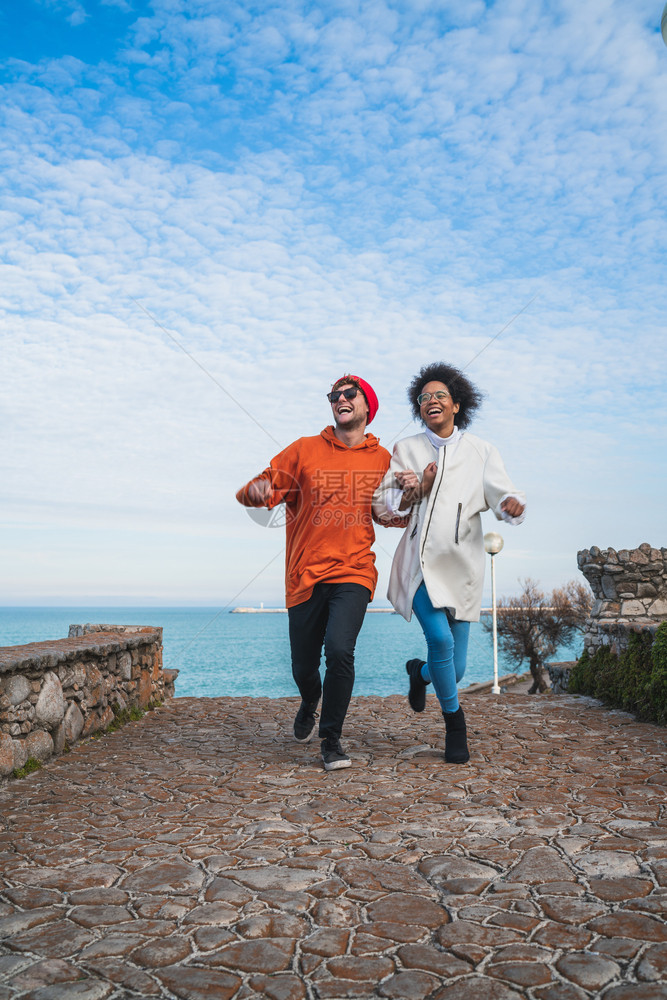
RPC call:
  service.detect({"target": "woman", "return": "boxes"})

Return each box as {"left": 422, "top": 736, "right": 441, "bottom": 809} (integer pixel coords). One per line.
{"left": 373, "top": 362, "right": 525, "bottom": 763}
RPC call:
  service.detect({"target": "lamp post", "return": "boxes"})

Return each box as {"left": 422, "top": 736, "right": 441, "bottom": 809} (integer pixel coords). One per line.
{"left": 484, "top": 532, "right": 504, "bottom": 695}
{"left": 662, "top": 3, "right": 667, "bottom": 46}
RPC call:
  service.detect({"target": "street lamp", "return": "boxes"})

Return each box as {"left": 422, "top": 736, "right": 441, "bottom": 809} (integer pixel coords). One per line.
{"left": 662, "top": 3, "right": 667, "bottom": 46}
{"left": 484, "top": 532, "right": 504, "bottom": 695}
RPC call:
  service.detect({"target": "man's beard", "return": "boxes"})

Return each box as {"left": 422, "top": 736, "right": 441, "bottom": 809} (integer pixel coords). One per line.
{"left": 335, "top": 412, "right": 366, "bottom": 431}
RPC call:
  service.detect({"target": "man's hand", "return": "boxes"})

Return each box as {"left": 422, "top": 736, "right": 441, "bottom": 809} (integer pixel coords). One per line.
{"left": 501, "top": 497, "right": 525, "bottom": 518}
{"left": 237, "top": 478, "right": 273, "bottom": 506}
{"left": 397, "top": 461, "right": 438, "bottom": 510}
{"left": 395, "top": 469, "right": 420, "bottom": 490}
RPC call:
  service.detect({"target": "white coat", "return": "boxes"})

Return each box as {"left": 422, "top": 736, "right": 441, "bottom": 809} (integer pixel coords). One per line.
{"left": 372, "top": 431, "right": 525, "bottom": 623}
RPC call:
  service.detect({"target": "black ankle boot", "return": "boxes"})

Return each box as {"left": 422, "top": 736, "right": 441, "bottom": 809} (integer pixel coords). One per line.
{"left": 442, "top": 706, "right": 470, "bottom": 763}
{"left": 405, "top": 659, "right": 428, "bottom": 713}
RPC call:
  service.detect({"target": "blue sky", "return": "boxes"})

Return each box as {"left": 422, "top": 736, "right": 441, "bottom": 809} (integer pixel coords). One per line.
{"left": 1, "top": 0, "right": 666, "bottom": 606}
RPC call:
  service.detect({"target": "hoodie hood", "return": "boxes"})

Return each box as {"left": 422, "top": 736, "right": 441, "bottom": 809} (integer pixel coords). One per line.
{"left": 321, "top": 425, "right": 381, "bottom": 451}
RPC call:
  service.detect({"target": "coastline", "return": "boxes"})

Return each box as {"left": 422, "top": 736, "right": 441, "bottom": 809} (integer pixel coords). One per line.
{"left": 230, "top": 606, "right": 397, "bottom": 613}
{"left": 231, "top": 606, "right": 497, "bottom": 614}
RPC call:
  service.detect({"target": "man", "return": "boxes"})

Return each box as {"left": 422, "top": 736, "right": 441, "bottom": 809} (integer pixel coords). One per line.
{"left": 236, "top": 375, "right": 391, "bottom": 771}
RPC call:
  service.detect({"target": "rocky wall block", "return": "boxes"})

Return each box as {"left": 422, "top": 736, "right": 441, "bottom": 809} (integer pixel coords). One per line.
{"left": 99, "top": 705, "right": 114, "bottom": 729}
{"left": 0, "top": 733, "right": 14, "bottom": 777}
{"left": 138, "top": 669, "right": 153, "bottom": 707}
{"left": 59, "top": 661, "right": 87, "bottom": 691}
{"left": 118, "top": 650, "right": 132, "bottom": 680}
{"left": 52, "top": 721, "right": 66, "bottom": 755}
{"left": 164, "top": 669, "right": 179, "bottom": 698}
{"left": 26, "top": 729, "right": 54, "bottom": 763}
{"left": 581, "top": 620, "right": 658, "bottom": 657}
{"left": 114, "top": 690, "right": 128, "bottom": 712}
{"left": 3, "top": 674, "right": 31, "bottom": 705}
{"left": 546, "top": 662, "right": 576, "bottom": 694}
{"left": 12, "top": 737, "right": 28, "bottom": 771}
{"left": 0, "top": 626, "right": 168, "bottom": 779}
{"left": 64, "top": 701, "right": 85, "bottom": 743}
{"left": 578, "top": 544, "right": 666, "bottom": 659}
{"left": 34, "top": 671, "right": 65, "bottom": 728}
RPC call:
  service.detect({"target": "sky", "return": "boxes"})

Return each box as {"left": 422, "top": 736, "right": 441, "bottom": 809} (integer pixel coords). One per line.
{"left": 1, "top": 0, "right": 666, "bottom": 608}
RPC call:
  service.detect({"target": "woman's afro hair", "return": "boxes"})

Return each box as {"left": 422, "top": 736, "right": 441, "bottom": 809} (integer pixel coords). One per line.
{"left": 407, "top": 362, "right": 483, "bottom": 429}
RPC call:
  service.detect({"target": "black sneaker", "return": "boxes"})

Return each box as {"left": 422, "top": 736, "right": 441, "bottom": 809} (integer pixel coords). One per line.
{"left": 406, "top": 658, "right": 428, "bottom": 713}
{"left": 320, "top": 737, "right": 351, "bottom": 771}
{"left": 293, "top": 701, "right": 318, "bottom": 743}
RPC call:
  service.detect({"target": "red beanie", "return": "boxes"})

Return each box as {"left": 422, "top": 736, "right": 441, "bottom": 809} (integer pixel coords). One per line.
{"left": 332, "top": 374, "right": 379, "bottom": 424}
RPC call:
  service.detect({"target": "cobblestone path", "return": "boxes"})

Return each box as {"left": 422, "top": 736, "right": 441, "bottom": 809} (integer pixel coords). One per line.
{"left": 1, "top": 692, "right": 666, "bottom": 1000}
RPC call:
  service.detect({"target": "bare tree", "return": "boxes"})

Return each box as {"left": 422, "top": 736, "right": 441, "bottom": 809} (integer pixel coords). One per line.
{"left": 484, "top": 578, "right": 592, "bottom": 694}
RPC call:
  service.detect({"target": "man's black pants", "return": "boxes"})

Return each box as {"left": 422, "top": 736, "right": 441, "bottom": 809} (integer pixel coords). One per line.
{"left": 288, "top": 582, "right": 371, "bottom": 742}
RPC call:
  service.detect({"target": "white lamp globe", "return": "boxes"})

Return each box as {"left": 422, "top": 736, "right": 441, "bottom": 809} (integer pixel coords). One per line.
{"left": 484, "top": 532, "right": 505, "bottom": 555}
{"left": 662, "top": 3, "right": 667, "bottom": 46}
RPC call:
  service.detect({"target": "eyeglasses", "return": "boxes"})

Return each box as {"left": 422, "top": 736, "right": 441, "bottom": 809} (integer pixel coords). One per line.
{"left": 328, "top": 387, "right": 359, "bottom": 403}
{"left": 418, "top": 390, "right": 451, "bottom": 405}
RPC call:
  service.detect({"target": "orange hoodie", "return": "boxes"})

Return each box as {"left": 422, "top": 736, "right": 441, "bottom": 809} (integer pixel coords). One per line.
{"left": 239, "top": 426, "right": 391, "bottom": 608}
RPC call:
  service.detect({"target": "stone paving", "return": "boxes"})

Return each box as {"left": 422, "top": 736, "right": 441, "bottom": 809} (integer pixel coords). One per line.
{"left": 0, "top": 691, "right": 666, "bottom": 1000}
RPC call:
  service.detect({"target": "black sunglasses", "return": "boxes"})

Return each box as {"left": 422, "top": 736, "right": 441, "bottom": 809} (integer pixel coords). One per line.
{"left": 327, "top": 387, "right": 359, "bottom": 403}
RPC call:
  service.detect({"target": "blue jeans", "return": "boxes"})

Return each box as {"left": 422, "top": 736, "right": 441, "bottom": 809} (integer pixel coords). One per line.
{"left": 412, "top": 582, "right": 470, "bottom": 714}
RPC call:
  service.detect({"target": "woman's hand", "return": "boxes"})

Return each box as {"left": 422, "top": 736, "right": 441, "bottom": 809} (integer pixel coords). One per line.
{"left": 397, "top": 461, "right": 438, "bottom": 510}
{"left": 501, "top": 497, "right": 525, "bottom": 518}
{"left": 421, "top": 462, "right": 437, "bottom": 495}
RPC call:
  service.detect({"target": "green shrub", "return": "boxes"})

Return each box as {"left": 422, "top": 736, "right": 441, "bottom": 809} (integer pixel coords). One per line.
{"left": 568, "top": 648, "right": 592, "bottom": 693}
{"left": 570, "top": 628, "right": 666, "bottom": 725}
{"left": 647, "top": 622, "right": 667, "bottom": 726}
{"left": 12, "top": 757, "right": 43, "bottom": 780}
{"left": 628, "top": 631, "right": 653, "bottom": 709}
{"left": 105, "top": 704, "right": 146, "bottom": 733}
{"left": 569, "top": 645, "right": 617, "bottom": 698}
{"left": 103, "top": 699, "right": 162, "bottom": 736}
{"left": 600, "top": 631, "right": 652, "bottom": 714}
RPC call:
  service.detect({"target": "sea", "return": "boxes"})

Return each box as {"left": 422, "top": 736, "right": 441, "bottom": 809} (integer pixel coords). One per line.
{"left": 0, "top": 607, "right": 582, "bottom": 699}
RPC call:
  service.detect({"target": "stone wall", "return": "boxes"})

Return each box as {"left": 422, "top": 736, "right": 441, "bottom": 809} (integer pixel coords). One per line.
{"left": 0, "top": 626, "right": 177, "bottom": 778}
{"left": 577, "top": 542, "right": 667, "bottom": 656}
{"left": 546, "top": 662, "right": 577, "bottom": 694}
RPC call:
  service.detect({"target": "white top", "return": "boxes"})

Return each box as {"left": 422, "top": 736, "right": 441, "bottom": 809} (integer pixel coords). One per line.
{"left": 425, "top": 425, "right": 461, "bottom": 450}
{"left": 373, "top": 430, "right": 526, "bottom": 622}
{"left": 385, "top": 428, "right": 525, "bottom": 525}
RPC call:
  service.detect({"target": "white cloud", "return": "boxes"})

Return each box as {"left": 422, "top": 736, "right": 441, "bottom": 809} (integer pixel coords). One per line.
{"left": 35, "top": 0, "right": 88, "bottom": 27}
{"left": 0, "top": 0, "right": 666, "bottom": 602}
